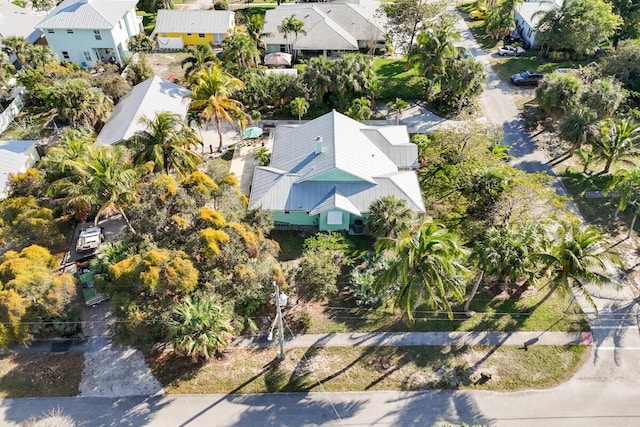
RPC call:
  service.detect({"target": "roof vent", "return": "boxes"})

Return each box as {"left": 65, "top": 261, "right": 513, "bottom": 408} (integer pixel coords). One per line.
{"left": 314, "top": 136, "right": 324, "bottom": 154}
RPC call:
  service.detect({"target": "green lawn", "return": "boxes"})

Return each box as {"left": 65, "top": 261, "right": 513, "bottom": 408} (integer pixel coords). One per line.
{"left": 492, "top": 53, "right": 589, "bottom": 84}
{"left": 373, "top": 58, "right": 425, "bottom": 102}
{"left": 136, "top": 10, "right": 156, "bottom": 35}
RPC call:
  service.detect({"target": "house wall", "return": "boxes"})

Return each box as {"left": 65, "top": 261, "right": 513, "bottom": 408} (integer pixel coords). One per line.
{"left": 318, "top": 211, "right": 350, "bottom": 232}
{"left": 515, "top": 14, "right": 538, "bottom": 48}
{"left": 273, "top": 211, "right": 317, "bottom": 226}
{"left": 41, "top": 9, "right": 140, "bottom": 67}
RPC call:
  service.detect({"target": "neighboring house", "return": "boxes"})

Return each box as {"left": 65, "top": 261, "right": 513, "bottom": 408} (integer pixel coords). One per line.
{"left": 36, "top": 0, "right": 143, "bottom": 67}
{"left": 0, "top": 140, "right": 40, "bottom": 199}
{"left": 262, "top": 0, "right": 386, "bottom": 56}
{"left": 152, "top": 10, "right": 234, "bottom": 50}
{"left": 514, "top": 0, "right": 562, "bottom": 49}
{"left": 0, "top": 2, "right": 45, "bottom": 48}
{"left": 96, "top": 75, "right": 191, "bottom": 145}
{"left": 248, "top": 110, "right": 425, "bottom": 232}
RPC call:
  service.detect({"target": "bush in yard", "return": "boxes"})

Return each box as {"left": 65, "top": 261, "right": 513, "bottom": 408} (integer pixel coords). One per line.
{"left": 296, "top": 249, "right": 341, "bottom": 300}
{"left": 536, "top": 73, "right": 583, "bottom": 119}
{"left": 348, "top": 251, "right": 394, "bottom": 307}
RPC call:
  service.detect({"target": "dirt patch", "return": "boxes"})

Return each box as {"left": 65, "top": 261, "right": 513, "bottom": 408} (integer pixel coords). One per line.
{"left": 0, "top": 353, "right": 84, "bottom": 397}
{"left": 146, "top": 52, "right": 189, "bottom": 82}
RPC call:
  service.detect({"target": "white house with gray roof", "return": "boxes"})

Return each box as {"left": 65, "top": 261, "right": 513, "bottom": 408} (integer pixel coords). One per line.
{"left": 96, "top": 76, "right": 191, "bottom": 145}
{"left": 248, "top": 110, "right": 425, "bottom": 232}
{"left": 262, "top": 0, "right": 386, "bottom": 56}
{"left": 36, "top": 0, "right": 142, "bottom": 67}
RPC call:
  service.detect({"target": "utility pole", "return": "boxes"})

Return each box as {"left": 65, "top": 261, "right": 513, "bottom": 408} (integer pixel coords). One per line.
{"left": 273, "top": 281, "right": 286, "bottom": 360}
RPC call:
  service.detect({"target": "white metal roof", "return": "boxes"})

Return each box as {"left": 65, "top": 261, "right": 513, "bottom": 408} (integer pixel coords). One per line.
{"left": 153, "top": 10, "right": 234, "bottom": 35}
{"left": 248, "top": 110, "right": 425, "bottom": 214}
{"left": 263, "top": 5, "right": 358, "bottom": 50}
{"left": 0, "top": 140, "right": 39, "bottom": 199}
{"left": 0, "top": 3, "right": 44, "bottom": 43}
{"left": 313, "top": 1, "right": 385, "bottom": 42}
{"left": 96, "top": 76, "right": 191, "bottom": 145}
{"left": 37, "top": 0, "right": 137, "bottom": 30}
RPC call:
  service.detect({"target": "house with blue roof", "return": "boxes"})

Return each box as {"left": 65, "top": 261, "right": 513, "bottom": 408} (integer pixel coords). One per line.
{"left": 248, "top": 110, "right": 425, "bottom": 232}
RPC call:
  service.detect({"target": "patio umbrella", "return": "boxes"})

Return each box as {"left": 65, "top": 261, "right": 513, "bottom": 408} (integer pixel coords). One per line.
{"left": 243, "top": 126, "right": 264, "bottom": 139}
{"left": 264, "top": 52, "right": 292, "bottom": 67}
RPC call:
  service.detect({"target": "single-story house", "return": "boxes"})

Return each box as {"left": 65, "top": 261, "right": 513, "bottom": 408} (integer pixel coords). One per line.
{"left": 514, "top": 0, "right": 562, "bottom": 49}
{"left": 0, "top": 140, "right": 40, "bottom": 199}
{"left": 262, "top": 0, "right": 386, "bottom": 56}
{"left": 152, "top": 10, "right": 234, "bottom": 50}
{"left": 96, "top": 75, "right": 191, "bottom": 145}
{"left": 248, "top": 110, "right": 425, "bottom": 232}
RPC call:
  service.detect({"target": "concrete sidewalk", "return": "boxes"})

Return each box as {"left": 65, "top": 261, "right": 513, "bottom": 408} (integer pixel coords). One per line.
{"left": 229, "top": 331, "right": 593, "bottom": 349}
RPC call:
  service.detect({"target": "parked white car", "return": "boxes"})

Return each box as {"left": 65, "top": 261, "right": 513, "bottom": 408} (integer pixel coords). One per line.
{"left": 76, "top": 227, "right": 104, "bottom": 252}
{"left": 498, "top": 45, "right": 526, "bottom": 56}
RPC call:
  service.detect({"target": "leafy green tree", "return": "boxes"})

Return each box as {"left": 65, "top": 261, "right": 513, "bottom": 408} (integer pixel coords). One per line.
{"left": 386, "top": 98, "right": 408, "bottom": 125}
{"left": 366, "top": 196, "right": 414, "bottom": 238}
{"left": 130, "top": 112, "right": 202, "bottom": 176}
{"left": 611, "top": 0, "right": 640, "bottom": 40}
{"left": 0, "top": 197, "right": 64, "bottom": 251}
{"left": 535, "top": 0, "right": 623, "bottom": 57}
{"left": 346, "top": 97, "right": 372, "bottom": 122}
{"left": 375, "top": 220, "right": 468, "bottom": 320}
{"left": 559, "top": 107, "right": 598, "bottom": 154}
{"left": 189, "top": 65, "right": 246, "bottom": 153}
{"left": 181, "top": 44, "right": 218, "bottom": 79}
{"left": 580, "top": 77, "right": 627, "bottom": 119}
{"left": 593, "top": 117, "right": 640, "bottom": 173}
{"left": 602, "top": 39, "right": 640, "bottom": 94}
{"left": 125, "top": 55, "right": 154, "bottom": 85}
{"left": 97, "top": 74, "right": 132, "bottom": 103}
{"left": 382, "top": 0, "right": 451, "bottom": 53}
{"left": 128, "top": 34, "right": 155, "bottom": 53}
{"left": 435, "top": 57, "right": 486, "bottom": 115}
{"left": 485, "top": 1, "right": 521, "bottom": 40}
{"left": 535, "top": 73, "right": 583, "bottom": 118}
{"left": 407, "top": 24, "right": 460, "bottom": 80}
{"left": 168, "top": 295, "right": 234, "bottom": 361}
{"left": 607, "top": 166, "right": 640, "bottom": 235}
{"left": 290, "top": 97, "right": 309, "bottom": 123}
{"left": 296, "top": 247, "right": 342, "bottom": 300}
{"left": 534, "top": 221, "right": 619, "bottom": 312}
{"left": 1, "top": 36, "right": 29, "bottom": 66}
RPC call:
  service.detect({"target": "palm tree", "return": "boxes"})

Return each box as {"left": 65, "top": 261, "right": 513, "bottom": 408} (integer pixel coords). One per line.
{"left": 290, "top": 97, "right": 309, "bottom": 124}
{"left": 40, "top": 127, "right": 95, "bottom": 179}
{"left": 375, "top": 220, "right": 468, "bottom": 320}
{"left": 246, "top": 14, "right": 268, "bottom": 49}
{"left": 52, "top": 78, "right": 113, "bottom": 128}
{"left": 188, "top": 64, "right": 247, "bottom": 153}
{"left": 607, "top": 166, "right": 640, "bottom": 236}
{"left": 22, "top": 45, "right": 57, "bottom": 69}
{"left": 278, "top": 15, "right": 305, "bottom": 57}
{"left": 168, "top": 295, "right": 234, "bottom": 361}
{"left": 407, "top": 24, "right": 460, "bottom": 79}
{"left": 559, "top": 107, "right": 598, "bottom": 155}
{"left": 222, "top": 32, "right": 260, "bottom": 70}
{"left": 253, "top": 146, "right": 270, "bottom": 166}
{"left": 129, "top": 112, "right": 202, "bottom": 176}
{"left": 593, "top": 117, "right": 640, "bottom": 174}
{"left": 386, "top": 98, "right": 408, "bottom": 125}
{"left": 303, "top": 56, "right": 333, "bottom": 101}
{"left": 48, "top": 146, "right": 139, "bottom": 233}
{"left": 366, "top": 196, "right": 414, "bottom": 238}
{"left": 1, "top": 36, "right": 29, "bottom": 65}
{"left": 346, "top": 97, "right": 372, "bottom": 122}
{"left": 534, "top": 221, "right": 620, "bottom": 313}
{"left": 181, "top": 44, "right": 218, "bottom": 79}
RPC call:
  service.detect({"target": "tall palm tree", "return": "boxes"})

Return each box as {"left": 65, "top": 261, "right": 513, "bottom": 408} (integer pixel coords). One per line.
{"left": 593, "top": 117, "right": 640, "bottom": 174}
{"left": 188, "top": 65, "right": 247, "bottom": 153}
{"left": 375, "top": 220, "right": 468, "bottom": 320}
{"left": 303, "top": 56, "right": 333, "bottom": 101}
{"left": 290, "top": 97, "right": 309, "bottom": 123}
{"left": 246, "top": 14, "right": 268, "bottom": 49}
{"left": 222, "top": 32, "right": 260, "bottom": 71}
{"left": 278, "top": 15, "right": 305, "bottom": 57}
{"left": 129, "top": 112, "right": 202, "bottom": 176}
{"left": 559, "top": 107, "right": 598, "bottom": 155}
{"left": 1, "top": 36, "right": 29, "bottom": 65}
{"left": 366, "top": 196, "right": 414, "bottom": 238}
{"left": 346, "top": 97, "right": 372, "bottom": 122}
{"left": 168, "top": 295, "right": 234, "bottom": 361}
{"left": 22, "top": 45, "right": 57, "bottom": 69}
{"left": 534, "top": 221, "right": 620, "bottom": 313}
{"left": 48, "top": 145, "right": 139, "bottom": 233}
{"left": 40, "top": 127, "right": 95, "bottom": 179}
{"left": 407, "top": 24, "right": 460, "bottom": 79}
{"left": 386, "top": 98, "right": 408, "bottom": 126}
{"left": 181, "top": 44, "right": 218, "bottom": 79}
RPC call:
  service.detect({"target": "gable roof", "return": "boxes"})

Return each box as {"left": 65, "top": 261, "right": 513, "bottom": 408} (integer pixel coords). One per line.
{"left": 0, "top": 3, "right": 44, "bottom": 43}
{"left": 263, "top": 5, "right": 359, "bottom": 50}
{"left": 313, "top": 1, "right": 385, "bottom": 41}
{"left": 37, "top": 0, "right": 137, "bottom": 30}
{"left": 0, "top": 140, "right": 39, "bottom": 198}
{"left": 153, "top": 10, "right": 234, "bottom": 35}
{"left": 249, "top": 111, "right": 425, "bottom": 214}
{"left": 96, "top": 76, "right": 191, "bottom": 145}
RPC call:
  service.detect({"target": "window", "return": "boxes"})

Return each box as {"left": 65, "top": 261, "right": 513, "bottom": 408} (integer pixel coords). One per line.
{"left": 327, "top": 211, "right": 343, "bottom": 225}
{"left": 93, "top": 30, "right": 102, "bottom": 40}
{"left": 119, "top": 21, "right": 123, "bottom": 29}
{"left": 83, "top": 51, "right": 91, "bottom": 61}
{"left": 187, "top": 33, "right": 192, "bottom": 36}
{"left": 62, "top": 51, "right": 70, "bottom": 59}
{"left": 47, "top": 29, "right": 54, "bottom": 34}
{"left": 66, "top": 29, "right": 73, "bottom": 34}
{"left": 198, "top": 33, "right": 205, "bottom": 38}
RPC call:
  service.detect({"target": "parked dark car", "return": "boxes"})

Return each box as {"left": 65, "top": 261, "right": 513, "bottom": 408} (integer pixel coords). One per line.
{"left": 510, "top": 70, "right": 544, "bottom": 86}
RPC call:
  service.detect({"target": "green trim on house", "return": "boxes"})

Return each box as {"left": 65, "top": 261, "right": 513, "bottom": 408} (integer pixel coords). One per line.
{"left": 305, "top": 169, "right": 368, "bottom": 182}
{"left": 273, "top": 211, "right": 318, "bottom": 227}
